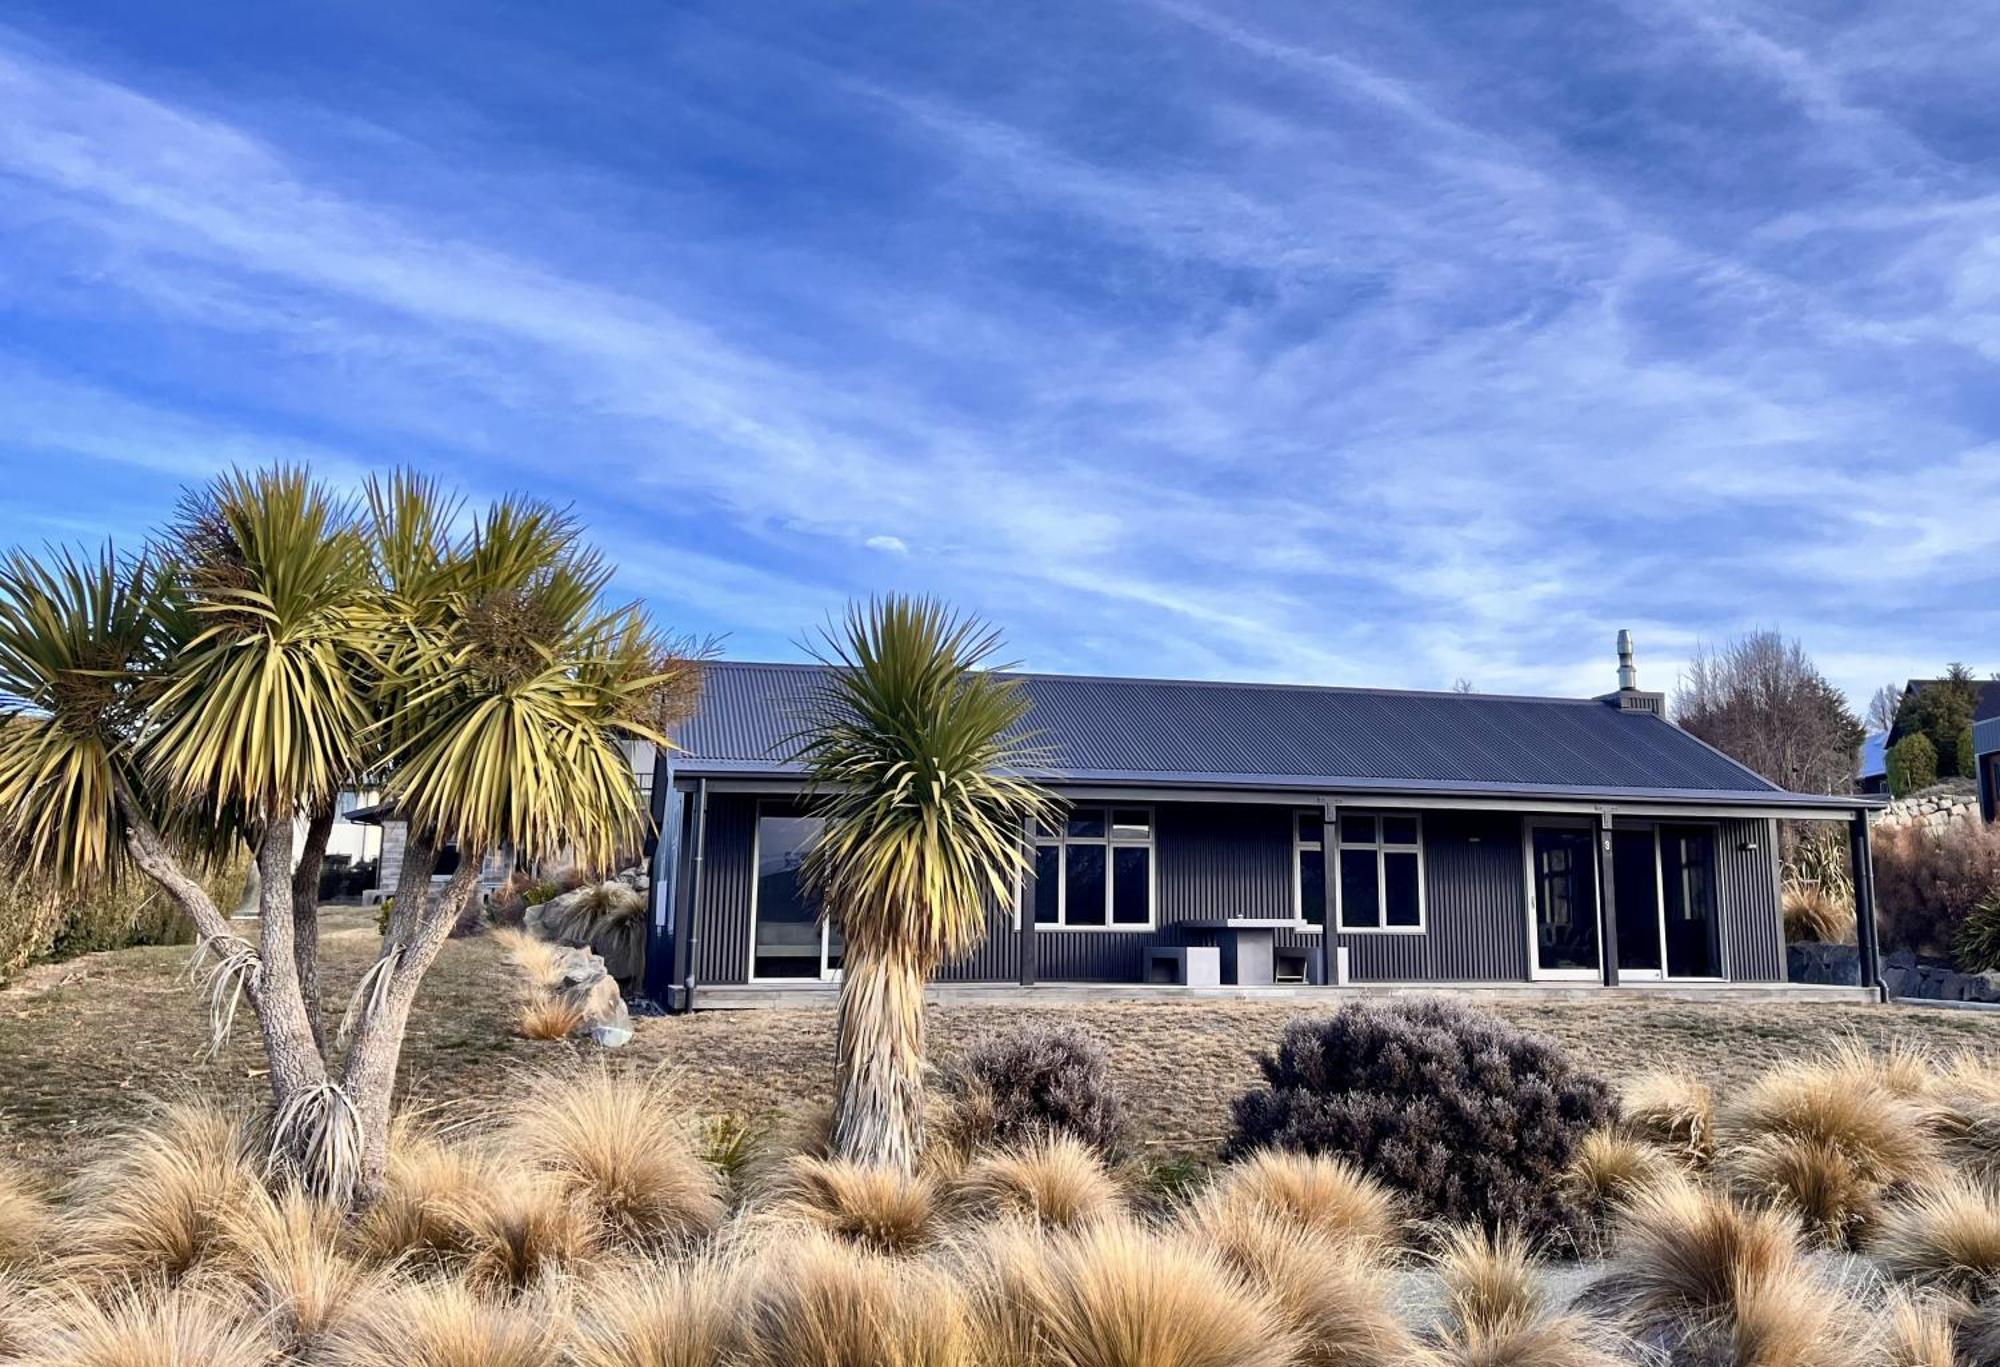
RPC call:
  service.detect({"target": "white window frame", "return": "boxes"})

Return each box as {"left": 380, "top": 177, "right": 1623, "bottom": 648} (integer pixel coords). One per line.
{"left": 1332, "top": 810, "right": 1426, "bottom": 934}
{"left": 746, "top": 800, "right": 842, "bottom": 983}
{"left": 1031, "top": 805, "right": 1156, "bottom": 931}
{"left": 1292, "top": 809, "right": 1328, "bottom": 932}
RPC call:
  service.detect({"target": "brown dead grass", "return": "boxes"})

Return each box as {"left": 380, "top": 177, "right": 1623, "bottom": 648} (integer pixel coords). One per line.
{"left": 6, "top": 908, "right": 2000, "bottom": 1174}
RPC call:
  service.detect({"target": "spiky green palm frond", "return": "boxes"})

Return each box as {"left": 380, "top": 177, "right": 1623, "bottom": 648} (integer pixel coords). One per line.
{"left": 381, "top": 498, "right": 678, "bottom": 869}
{"left": 144, "top": 468, "right": 377, "bottom": 819}
{"left": 0, "top": 545, "right": 157, "bottom": 886}
{"left": 794, "top": 596, "right": 1057, "bottom": 967}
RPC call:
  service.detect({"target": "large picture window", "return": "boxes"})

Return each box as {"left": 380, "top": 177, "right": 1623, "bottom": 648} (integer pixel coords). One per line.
{"left": 1032, "top": 807, "right": 1153, "bottom": 929}
{"left": 1333, "top": 811, "right": 1424, "bottom": 931}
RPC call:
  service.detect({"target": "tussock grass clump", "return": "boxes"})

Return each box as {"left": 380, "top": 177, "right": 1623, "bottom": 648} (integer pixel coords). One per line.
{"left": 351, "top": 1125, "right": 498, "bottom": 1268}
{"left": 1783, "top": 879, "right": 1852, "bottom": 945}
{"left": 1596, "top": 1177, "right": 1869, "bottom": 1367}
{"left": 60, "top": 1100, "right": 258, "bottom": 1284}
{"left": 570, "top": 1254, "right": 741, "bottom": 1367}
{"left": 1563, "top": 1130, "right": 1673, "bottom": 1246}
{"left": 752, "top": 1155, "right": 938, "bottom": 1255}
{"left": 1186, "top": 1201, "right": 1426, "bottom": 1367}
{"left": 516, "top": 996, "right": 585, "bottom": 1041}
{"left": 1717, "top": 1052, "right": 1939, "bottom": 1247}
{"left": 1873, "top": 1180, "right": 2000, "bottom": 1298}
{"left": 952, "top": 1135, "right": 1123, "bottom": 1232}
{"left": 329, "top": 1278, "right": 563, "bottom": 1367}
{"left": 1195, "top": 1150, "right": 1403, "bottom": 1261}
{"left": 0, "top": 1159, "right": 51, "bottom": 1274}
{"left": 497, "top": 1065, "right": 725, "bottom": 1252}
{"left": 739, "top": 1229, "right": 971, "bottom": 1367}
{"left": 1619, "top": 1071, "right": 1714, "bottom": 1169}
{"left": 208, "top": 1184, "right": 382, "bottom": 1358}
{"left": 448, "top": 1172, "right": 600, "bottom": 1294}
{"left": 1879, "top": 1291, "right": 1958, "bottom": 1367}
{"left": 968, "top": 1218, "right": 1295, "bottom": 1367}
{"left": 23, "top": 1285, "right": 272, "bottom": 1367}
{"left": 490, "top": 927, "right": 567, "bottom": 996}
{"left": 534, "top": 881, "right": 647, "bottom": 981}
{"left": 1432, "top": 1226, "right": 1618, "bottom": 1367}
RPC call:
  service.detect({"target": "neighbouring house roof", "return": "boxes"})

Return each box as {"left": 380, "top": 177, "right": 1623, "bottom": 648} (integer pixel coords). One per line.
{"left": 1859, "top": 732, "right": 1888, "bottom": 782}
{"left": 670, "top": 661, "right": 1874, "bottom": 810}
{"left": 1976, "top": 716, "right": 2000, "bottom": 759}
{"left": 1888, "top": 679, "right": 2000, "bottom": 747}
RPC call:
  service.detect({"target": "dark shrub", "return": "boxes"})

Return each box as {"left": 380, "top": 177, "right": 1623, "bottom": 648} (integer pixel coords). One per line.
{"left": 1224, "top": 998, "right": 1614, "bottom": 1247}
{"left": 1876, "top": 820, "right": 2000, "bottom": 959}
{"left": 937, "top": 1023, "right": 1127, "bottom": 1158}
{"left": 1888, "top": 734, "right": 1939, "bottom": 799}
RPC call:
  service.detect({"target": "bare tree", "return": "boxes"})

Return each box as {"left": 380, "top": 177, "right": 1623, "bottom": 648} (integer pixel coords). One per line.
{"left": 1450, "top": 678, "right": 1476, "bottom": 694}
{"left": 1867, "top": 683, "right": 1904, "bottom": 736}
{"left": 1673, "top": 631, "right": 1865, "bottom": 796}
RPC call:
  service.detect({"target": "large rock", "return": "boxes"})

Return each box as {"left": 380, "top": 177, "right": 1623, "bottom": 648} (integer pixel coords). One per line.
{"left": 1787, "top": 941, "right": 1860, "bottom": 986}
{"left": 526, "top": 880, "right": 647, "bottom": 982}
{"left": 544, "top": 942, "right": 634, "bottom": 1047}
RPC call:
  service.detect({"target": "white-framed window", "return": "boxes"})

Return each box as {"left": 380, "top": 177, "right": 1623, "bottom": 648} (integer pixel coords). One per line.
{"left": 1332, "top": 810, "right": 1425, "bottom": 932}
{"left": 1293, "top": 810, "right": 1328, "bottom": 930}
{"left": 1031, "top": 806, "right": 1154, "bottom": 929}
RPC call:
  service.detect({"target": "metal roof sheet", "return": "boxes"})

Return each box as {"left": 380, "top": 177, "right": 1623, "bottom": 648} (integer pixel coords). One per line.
{"left": 668, "top": 662, "right": 1862, "bottom": 807}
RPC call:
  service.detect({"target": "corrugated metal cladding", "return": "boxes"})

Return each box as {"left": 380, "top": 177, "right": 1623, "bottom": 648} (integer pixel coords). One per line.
{"left": 1719, "top": 817, "right": 1783, "bottom": 982}
{"left": 685, "top": 794, "right": 1778, "bottom": 987}
{"left": 675, "top": 662, "right": 1789, "bottom": 798}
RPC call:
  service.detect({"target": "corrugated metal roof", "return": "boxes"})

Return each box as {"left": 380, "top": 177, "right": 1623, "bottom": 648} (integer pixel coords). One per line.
{"left": 1976, "top": 716, "right": 2000, "bottom": 758}
{"left": 669, "top": 662, "right": 1866, "bottom": 809}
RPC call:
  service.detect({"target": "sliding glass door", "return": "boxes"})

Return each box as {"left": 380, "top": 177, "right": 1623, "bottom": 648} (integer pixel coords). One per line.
{"left": 1659, "top": 826, "right": 1720, "bottom": 978}
{"left": 1530, "top": 825, "right": 1601, "bottom": 978}
{"left": 751, "top": 808, "right": 844, "bottom": 981}
{"left": 1606, "top": 823, "right": 1722, "bottom": 981}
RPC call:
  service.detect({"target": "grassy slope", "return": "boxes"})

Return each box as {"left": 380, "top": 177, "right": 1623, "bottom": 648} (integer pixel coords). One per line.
{"left": 4, "top": 907, "right": 2000, "bottom": 1171}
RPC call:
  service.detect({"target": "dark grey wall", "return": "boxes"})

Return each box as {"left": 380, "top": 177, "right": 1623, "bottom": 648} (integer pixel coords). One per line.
{"left": 684, "top": 792, "right": 1778, "bottom": 987}
{"left": 1718, "top": 816, "right": 1783, "bottom": 982}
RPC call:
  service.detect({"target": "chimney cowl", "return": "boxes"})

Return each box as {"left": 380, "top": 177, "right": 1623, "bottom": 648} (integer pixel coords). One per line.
{"left": 1599, "top": 628, "right": 1666, "bottom": 716}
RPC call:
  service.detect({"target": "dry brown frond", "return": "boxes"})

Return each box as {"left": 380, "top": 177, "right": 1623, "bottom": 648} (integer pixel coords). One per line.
{"left": 1185, "top": 1200, "right": 1429, "bottom": 1367}
{"left": 1873, "top": 1180, "right": 2000, "bottom": 1298}
{"left": 569, "top": 1253, "right": 741, "bottom": 1367}
{"left": 751, "top": 1154, "right": 938, "bottom": 1255}
{"left": 1196, "top": 1150, "right": 1403, "bottom": 1261}
{"left": 952, "top": 1135, "right": 1124, "bottom": 1232}
{"left": 59, "top": 1099, "right": 259, "bottom": 1284}
{"left": 516, "top": 995, "right": 586, "bottom": 1040}
{"left": 1431, "top": 1225, "right": 1628, "bottom": 1367}
{"left": 325, "top": 1277, "right": 562, "bottom": 1367}
{"left": 206, "top": 1184, "right": 383, "bottom": 1358}
{"left": 22, "top": 1284, "right": 273, "bottom": 1367}
{"left": 496, "top": 1064, "right": 725, "bottom": 1252}
{"left": 448, "top": 1170, "right": 601, "bottom": 1295}
{"left": 1620, "top": 1071, "right": 1715, "bottom": 1169}
{"left": 738, "top": 1228, "right": 972, "bottom": 1367}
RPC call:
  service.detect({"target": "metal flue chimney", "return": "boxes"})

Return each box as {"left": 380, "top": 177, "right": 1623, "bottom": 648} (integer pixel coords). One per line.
{"left": 1599, "top": 628, "right": 1665, "bottom": 716}
{"left": 1616, "top": 629, "right": 1638, "bottom": 692}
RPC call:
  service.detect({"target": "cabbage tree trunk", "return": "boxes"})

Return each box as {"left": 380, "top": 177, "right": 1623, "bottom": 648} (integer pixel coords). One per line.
{"left": 830, "top": 944, "right": 928, "bottom": 1173}
{"left": 342, "top": 834, "right": 484, "bottom": 1205}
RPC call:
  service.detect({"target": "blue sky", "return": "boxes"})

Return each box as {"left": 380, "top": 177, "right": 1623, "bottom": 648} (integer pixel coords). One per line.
{"left": 0, "top": 2, "right": 1995, "bottom": 705}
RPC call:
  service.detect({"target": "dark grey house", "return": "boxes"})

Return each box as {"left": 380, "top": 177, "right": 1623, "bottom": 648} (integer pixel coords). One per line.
{"left": 642, "top": 637, "right": 1884, "bottom": 1009}
{"left": 1978, "top": 717, "right": 2000, "bottom": 824}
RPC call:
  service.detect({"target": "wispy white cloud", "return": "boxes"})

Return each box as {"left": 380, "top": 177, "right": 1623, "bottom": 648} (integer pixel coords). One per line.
{"left": 0, "top": 5, "right": 1994, "bottom": 702}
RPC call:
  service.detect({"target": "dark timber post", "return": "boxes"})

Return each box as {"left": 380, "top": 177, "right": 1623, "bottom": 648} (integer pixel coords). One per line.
{"left": 1851, "top": 812, "right": 1884, "bottom": 1001}
{"left": 1018, "top": 813, "right": 1038, "bottom": 987}
{"left": 642, "top": 747, "right": 679, "bottom": 1008}
{"left": 1597, "top": 812, "right": 1620, "bottom": 987}
{"left": 1320, "top": 799, "right": 1338, "bottom": 988}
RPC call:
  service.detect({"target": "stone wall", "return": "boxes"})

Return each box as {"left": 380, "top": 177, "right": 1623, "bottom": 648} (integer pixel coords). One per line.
{"left": 1876, "top": 782, "right": 1982, "bottom": 835}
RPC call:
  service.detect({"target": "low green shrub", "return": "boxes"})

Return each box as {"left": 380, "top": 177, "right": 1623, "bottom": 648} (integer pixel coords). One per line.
{"left": 1888, "top": 734, "right": 1939, "bottom": 799}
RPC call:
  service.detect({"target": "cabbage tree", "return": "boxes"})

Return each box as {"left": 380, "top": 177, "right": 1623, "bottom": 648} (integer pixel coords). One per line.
{"left": 794, "top": 596, "right": 1056, "bottom": 1171}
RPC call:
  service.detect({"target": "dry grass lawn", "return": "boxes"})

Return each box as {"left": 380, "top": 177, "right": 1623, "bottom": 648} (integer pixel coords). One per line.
{"left": 5, "top": 907, "right": 2000, "bottom": 1173}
